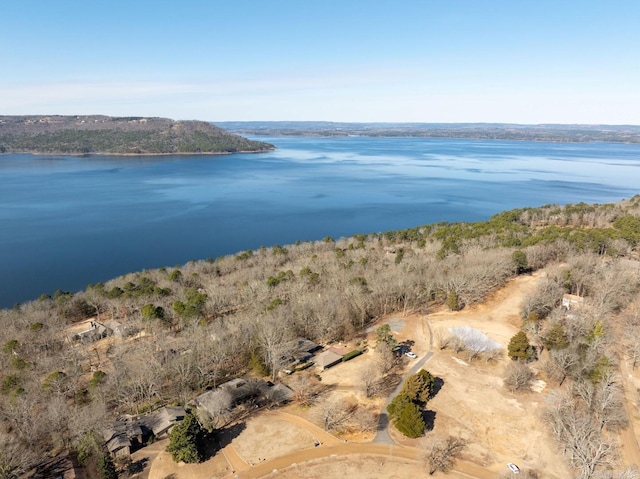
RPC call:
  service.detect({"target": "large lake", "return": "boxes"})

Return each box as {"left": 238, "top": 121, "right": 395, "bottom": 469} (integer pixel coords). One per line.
{"left": 1, "top": 137, "right": 639, "bottom": 308}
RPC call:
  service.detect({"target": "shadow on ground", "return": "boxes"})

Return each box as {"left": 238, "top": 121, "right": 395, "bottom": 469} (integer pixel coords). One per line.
{"left": 128, "top": 456, "right": 148, "bottom": 475}
{"left": 204, "top": 422, "right": 247, "bottom": 460}
{"left": 423, "top": 410, "right": 437, "bottom": 431}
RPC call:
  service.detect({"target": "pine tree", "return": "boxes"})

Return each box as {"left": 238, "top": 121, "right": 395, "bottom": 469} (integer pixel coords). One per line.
{"left": 507, "top": 331, "right": 534, "bottom": 361}
{"left": 401, "top": 369, "right": 436, "bottom": 404}
{"left": 512, "top": 250, "right": 528, "bottom": 274}
{"left": 395, "top": 401, "right": 426, "bottom": 438}
{"left": 167, "top": 411, "right": 203, "bottom": 463}
{"left": 387, "top": 394, "right": 413, "bottom": 422}
{"left": 544, "top": 323, "right": 568, "bottom": 350}
{"left": 97, "top": 454, "right": 117, "bottom": 479}
{"left": 375, "top": 324, "right": 397, "bottom": 348}
{"left": 446, "top": 290, "right": 460, "bottom": 311}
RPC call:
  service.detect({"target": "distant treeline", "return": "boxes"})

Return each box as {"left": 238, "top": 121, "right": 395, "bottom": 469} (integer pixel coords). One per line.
{"left": 0, "top": 115, "right": 274, "bottom": 155}
{"left": 217, "top": 121, "right": 640, "bottom": 143}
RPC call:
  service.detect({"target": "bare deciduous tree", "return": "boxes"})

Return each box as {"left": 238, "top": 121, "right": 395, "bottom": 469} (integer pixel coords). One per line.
{"left": 504, "top": 361, "right": 534, "bottom": 393}
{"left": 352, "top": 407, "right": 378, "bottom": 433}
{"left": 360, "top": 366, "right": 381, "bottom": 398}
{"left": 316, "top": 400, "right": 357, "bottom": 431}
{"left": 288, "top": 373, "right": 320, "bottom": 406}
{"left": 375, "top": 342, "right": 397, "bottom": 376}
{"left": 254, "top": 312, "right": 296, "bottom": 382}
{"left": 423, "top": 434, "right": 466, "bottom": 475}
{"left": 544, "top": 390, "right": 617, "bottom": 479}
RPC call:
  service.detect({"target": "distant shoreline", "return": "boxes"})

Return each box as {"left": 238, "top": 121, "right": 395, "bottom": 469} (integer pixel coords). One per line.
{"left": 219, "top": 121, "right": 640, "bottom": 144}
{"left": 0, "top": 147, "right": 276, "bottom": 157}
{"left": 238, "top": 133, "right": 638, "bottom": 145}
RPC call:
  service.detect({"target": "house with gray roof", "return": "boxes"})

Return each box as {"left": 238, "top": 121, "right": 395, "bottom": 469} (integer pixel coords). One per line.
{"left": 314, "top": 349, "right": 344, "bottom": 370}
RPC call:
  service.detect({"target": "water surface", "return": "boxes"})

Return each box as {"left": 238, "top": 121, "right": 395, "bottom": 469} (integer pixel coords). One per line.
{"left": 1, "top": 137, "right": 638, "bottom": 307}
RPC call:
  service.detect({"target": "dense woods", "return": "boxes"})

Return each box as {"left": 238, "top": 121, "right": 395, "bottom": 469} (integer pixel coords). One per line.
{"left": 0, "top": 116, "right": 274, "bottom": 155}
{"left": 0, "top": 196, "right": 639, "bottom": 477}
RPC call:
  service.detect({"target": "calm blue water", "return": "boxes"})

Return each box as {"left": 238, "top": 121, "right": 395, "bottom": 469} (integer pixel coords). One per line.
{"left": 1, "top": 137, "right": 639, "bottom": 307}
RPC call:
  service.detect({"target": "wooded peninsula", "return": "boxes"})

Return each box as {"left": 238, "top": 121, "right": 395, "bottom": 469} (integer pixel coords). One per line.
{"left": 0, "top": 116, "right": 274, "bottom": 155}
{"left": 1, "top": 197, "right": 640, "bottom": 478}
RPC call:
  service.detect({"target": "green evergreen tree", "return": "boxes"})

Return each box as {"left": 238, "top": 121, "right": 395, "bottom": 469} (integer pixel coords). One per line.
{"left": 446, "top": 290, "right": 460, "bottom": 311}
{"left": 587, "top": 320, "right": 606, "bottom": 344}
{"left": 401, "top": 369, "right": 436, "bottom": 404}
{"left": 394, "top": 401, "right": 426, "bottom": 438}
{"left": 167, "top": 411, "right": 203, "bottom": 463}
{"left": 512, "top": 250, "right": 528, "bottom": 274}
{"left": 387, "top": 394, "right": 413, "bottom": 422}
{"left": 543, "top": 324, "right": 568, "bottom": 350}
{"left": 97, "top": 453, "right": 118, "bottom": 479}
{"left": 375, "top": 324, "right": 397, "bottom": 348}
{"left": 507, "top": 331, "right": 535, "bottom": 361}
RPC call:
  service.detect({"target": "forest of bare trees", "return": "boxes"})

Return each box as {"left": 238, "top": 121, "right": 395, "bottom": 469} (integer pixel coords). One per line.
{"left": 0, "top": 196, "right": 639, "bottom": 477}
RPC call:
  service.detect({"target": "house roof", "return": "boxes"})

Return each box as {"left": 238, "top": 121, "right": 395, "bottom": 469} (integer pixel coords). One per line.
{"left": 138, "top": 406, "right": 186, "bottom": 436}
{"left": 315, "top": 349, "right": 343, "bottom": 369}
{"left": 194, "top": 378, "right": 293, "bottom": 416}
{"left": 103, "top": 419, "right": 143, "bottom": 452}
{"left": 562, "top": 294, "right": 584, "bottom": 302}
{"left": 103, "top": 320, "right": 123, "bottom": 331}
{"left": 293, "top": 337, "right": 321, "bottom": 354}
{"left": 194, "top": 379, "right": 260, "bottom": 414}
{"left": 105, "top": 434, "right": 130, "bottom": 453}
{"left": 267, "top": 383, "right": 294, "bottom": 403}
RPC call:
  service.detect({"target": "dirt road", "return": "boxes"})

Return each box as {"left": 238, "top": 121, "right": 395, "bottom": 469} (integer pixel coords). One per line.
{"left": 617, "top": 348, "right": 640, "bottom": 467}
{"left": 234, "top": 410, "right": 497, "bottom": 479}
{"left": 233, "top": 442, "right": 496, "bottom": 479}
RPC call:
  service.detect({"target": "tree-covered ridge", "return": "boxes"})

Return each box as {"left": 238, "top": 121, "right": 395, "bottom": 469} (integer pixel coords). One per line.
{"left": 0, "top": 115, "right": 274, "bottom": 154}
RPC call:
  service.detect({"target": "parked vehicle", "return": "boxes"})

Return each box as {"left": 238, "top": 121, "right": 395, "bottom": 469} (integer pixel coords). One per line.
{"left": 507, "top": 463, "right": 520, "bottom": 474}
{"left": 404, "top": 351, "right": 417, "bottom": 359}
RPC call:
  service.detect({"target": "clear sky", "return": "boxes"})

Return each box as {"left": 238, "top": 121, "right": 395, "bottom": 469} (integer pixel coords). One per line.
{"left": 1, "top": 0, "right": 639, "bottom": 124}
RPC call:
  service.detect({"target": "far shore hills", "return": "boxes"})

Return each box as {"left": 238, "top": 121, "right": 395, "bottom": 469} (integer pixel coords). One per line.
{"left": 219, "top": 120, "right": 640, "bottom": 144}
{"left": 0, "top": 115, "right": 275, "bottom": 155}
{"left": 2, "top": 116, "right": 640, "bottom": 155}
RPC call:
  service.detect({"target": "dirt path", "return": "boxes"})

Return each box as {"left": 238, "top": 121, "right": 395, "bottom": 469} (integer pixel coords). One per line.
{"left": 130, "top": 439, "right": 169, "bottom": 479}
{"left": 617, "top": 346, "right": 640, "bottom": 467}
{"left": 261, "top": 411, "right": 342, "bottom": 446}
{"left": 237, "top": 407, "right": 496, "bottom": 479}
{"left": 232, "top": 441, "right": 496, "bottom": 479}
{"left": 429, "top": 271, "right": 542, "bottom": 327}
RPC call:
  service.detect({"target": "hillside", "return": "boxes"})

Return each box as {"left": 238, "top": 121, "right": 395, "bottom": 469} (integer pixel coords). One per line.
{"left": 0, "top": 115, "right": 275, "bottom": 155}
{"left": 218, "top": 121, "right": 640, "bottom": 143}
{"left": 1, "top": 197, "right": 639, "bottom": 478}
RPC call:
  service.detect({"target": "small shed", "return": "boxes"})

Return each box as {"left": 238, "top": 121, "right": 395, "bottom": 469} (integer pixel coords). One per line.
{"left": 315, "top": 349, "right": 344, "bottom": 370}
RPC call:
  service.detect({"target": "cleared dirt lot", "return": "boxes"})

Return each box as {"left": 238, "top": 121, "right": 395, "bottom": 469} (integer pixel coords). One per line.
{"left": 148, "top": 271, "right": 578, "bottom": 479}
{"left": 232, "top": 416, "right": 316, "bottom": 464}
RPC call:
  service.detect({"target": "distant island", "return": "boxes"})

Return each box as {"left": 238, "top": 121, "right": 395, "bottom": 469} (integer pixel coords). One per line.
{"left": 0, "top": 115, "right": 274, "bottom": 155}
{"left": 217, "top": 121, "right": 640, "bottom": 143}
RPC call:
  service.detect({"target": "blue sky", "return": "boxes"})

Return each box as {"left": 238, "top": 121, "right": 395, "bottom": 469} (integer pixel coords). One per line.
{"left": 1, "top": 0, "right": 639, "bottom": 124}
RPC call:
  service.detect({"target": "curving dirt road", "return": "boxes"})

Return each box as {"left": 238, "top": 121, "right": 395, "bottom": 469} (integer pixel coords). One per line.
{"left": 230, "top": 410, "right": 496, "bottom": 479}
{"left": 616, "top": 346, "right": 640, "bottom": 467}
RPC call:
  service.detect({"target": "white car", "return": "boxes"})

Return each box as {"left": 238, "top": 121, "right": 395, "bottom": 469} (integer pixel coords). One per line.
{"left": 404, "top": 351, "right": 417, "bottom": 359}
{"left": 507, "top": 463, "right": 520, "bottom": 474}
